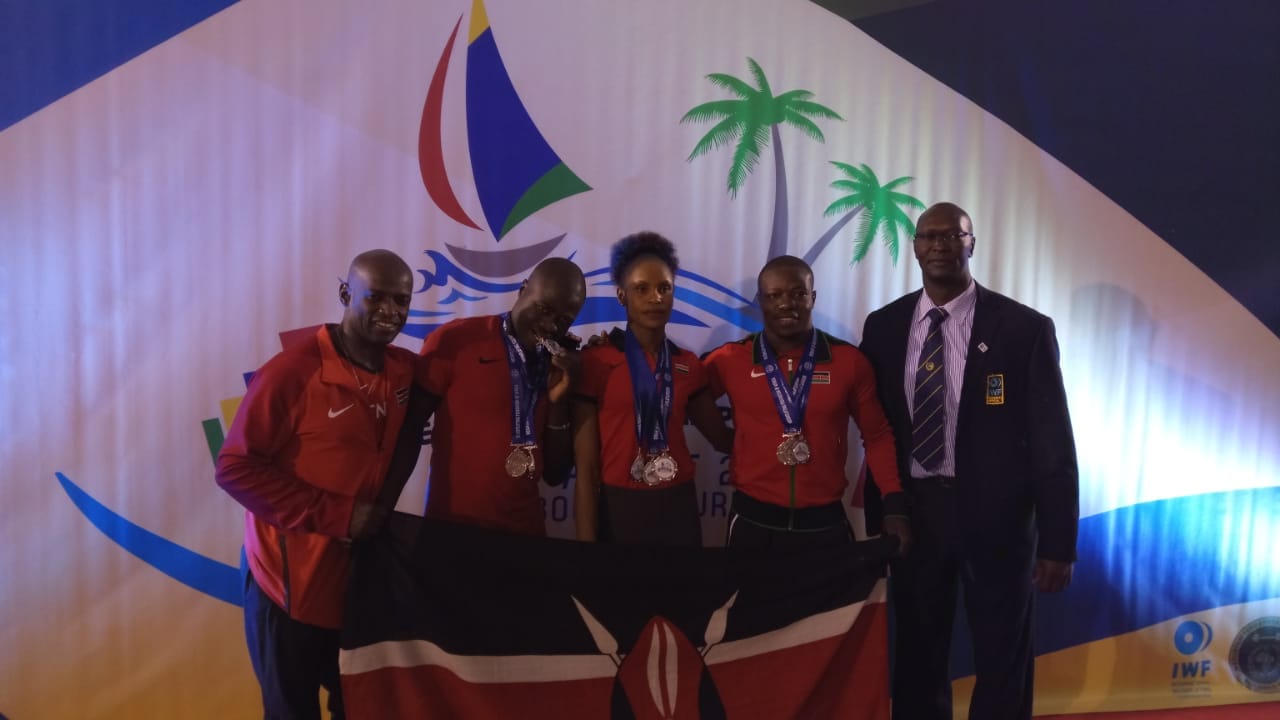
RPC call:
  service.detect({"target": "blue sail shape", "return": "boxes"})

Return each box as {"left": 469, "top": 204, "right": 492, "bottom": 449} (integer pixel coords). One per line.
{"left": 466, "top": 0, "right": 591, "bottom": 240}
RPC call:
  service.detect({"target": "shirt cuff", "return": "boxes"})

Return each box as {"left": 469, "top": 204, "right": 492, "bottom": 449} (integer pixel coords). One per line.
{"left": 880, "top": 491, "right": 909, "bottom": 518}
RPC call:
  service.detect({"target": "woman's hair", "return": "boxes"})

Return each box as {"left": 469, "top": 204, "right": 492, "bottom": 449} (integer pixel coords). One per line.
{"left": 609, "top": 231, "right": 679, "bottom": 286}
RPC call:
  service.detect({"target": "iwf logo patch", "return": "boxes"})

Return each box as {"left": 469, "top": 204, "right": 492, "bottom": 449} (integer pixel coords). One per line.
{"left": 986, "top": 374, "right": 1005, "bottom": 405}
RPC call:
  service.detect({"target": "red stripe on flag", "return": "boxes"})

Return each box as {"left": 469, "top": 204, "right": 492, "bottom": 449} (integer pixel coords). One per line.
{"left": 710, "top": 601, "right": 889, "bottom": 720}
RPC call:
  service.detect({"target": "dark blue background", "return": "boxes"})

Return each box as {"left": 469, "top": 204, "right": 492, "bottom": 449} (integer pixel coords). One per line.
{"left": 836, "top": 0, "right": 1280, "bottom": 335}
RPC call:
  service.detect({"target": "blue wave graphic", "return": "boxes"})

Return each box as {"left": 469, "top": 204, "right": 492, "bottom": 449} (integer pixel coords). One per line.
{"left": 417, "top": 250, "right": 525, "bottom": 293}
{"left": 56, "top": 472, "right": 241, "bottom": 606}
{"left": 437, "top": 288, "right": 486, "bottom": 304}
{"left": 401, "top": 323, "right": 445, "bottom": 340}
{"left": 677, "top": 268, "right": 755, "bottom": 305}
{"left": 408, "top": 308, "right": 457, "bottom": 318}
{"left": 405, "top": 262, "right": 760, "bottom": 339}
{"left": 675, "top": 287, "right": 760, "bottom": 332}
{"left": 948, "top": 486, "right": 1280, "bottom": 678}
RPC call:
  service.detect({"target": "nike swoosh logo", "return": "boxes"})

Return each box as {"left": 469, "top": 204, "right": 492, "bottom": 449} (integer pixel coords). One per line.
{"left": 750, "top": 369, "right": 767, "bottom": 378}
{"left": 478, "top": 357, "right": 500, "bottom": 364}
{"left": 328, "top": 404, "right": 355, "bottom": 418}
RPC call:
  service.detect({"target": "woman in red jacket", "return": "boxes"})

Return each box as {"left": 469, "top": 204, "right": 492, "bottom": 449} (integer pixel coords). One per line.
{"left": 572, "top": 232, "right": 732, "bottom": 546}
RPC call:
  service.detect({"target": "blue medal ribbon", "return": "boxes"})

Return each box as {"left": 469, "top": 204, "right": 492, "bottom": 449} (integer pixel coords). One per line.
{"left": 756, "top": 330, "right": 818, "bottom": 435}
{"left": 623, "top": 328, "right": 674, "bottom": 455}
{"left": 500, "top": 313, "right": 547, "bottom": 446}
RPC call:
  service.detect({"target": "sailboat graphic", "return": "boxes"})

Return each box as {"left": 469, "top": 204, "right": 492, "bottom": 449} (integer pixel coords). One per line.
{"left": 420, "top": 0, "right": 591, "bottom": 274}
{"left": 408, "top": 0, "right": 757, "bottom": 341}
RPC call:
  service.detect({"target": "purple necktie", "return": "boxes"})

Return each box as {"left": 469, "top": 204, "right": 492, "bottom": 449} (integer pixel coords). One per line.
{"left": 911, "top": 308, "right": 949, "bottom": 472}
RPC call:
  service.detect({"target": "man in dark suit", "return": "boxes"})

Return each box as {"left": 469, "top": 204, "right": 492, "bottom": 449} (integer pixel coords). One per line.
{"left": 860, "top": 202, "right": 1078, "bottom": 720}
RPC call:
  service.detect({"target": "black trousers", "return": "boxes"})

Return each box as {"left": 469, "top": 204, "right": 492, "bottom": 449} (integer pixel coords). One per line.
{"left": 600, "top": 481, "right": 702, "bottom": 547}
{"left": 725, "top": 492, "right": 853, "bottom": 549}
{"left": 243, "top": 570, "right": 346, "bottom": 720}
{"left": 890, "top": 477, "right": 1035, "bottom": 720}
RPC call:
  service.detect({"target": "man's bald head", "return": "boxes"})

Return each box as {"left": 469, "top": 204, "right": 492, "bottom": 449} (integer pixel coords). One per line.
{"left": 913, "top": 202, "right": 975, "bottom": 301}
{"left": 347, "top": 249, "right": 412, "bottom": 285}
{"left": 915, "top": 202, "right": 973, "bottom": 234}
{"left": 509, "top": 257, "right": 587, "bottom": 350}
{"left": 339, "top": 249, "right": 414, "bottom": 351}
{"left": 528, "top": 257, "right": 586, "bottom": 292}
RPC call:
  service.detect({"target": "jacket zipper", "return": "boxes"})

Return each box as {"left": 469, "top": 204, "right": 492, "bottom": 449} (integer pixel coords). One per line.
{"left": 786, "top": 358, "right": 796, "bottom": 529}
{"left": 278, "top": 534, "right": 291, "bottom": 614}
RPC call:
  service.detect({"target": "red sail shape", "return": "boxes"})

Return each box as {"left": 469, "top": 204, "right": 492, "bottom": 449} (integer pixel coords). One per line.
{"left": 419, "top": 16, "right": 481, "bottom": 230}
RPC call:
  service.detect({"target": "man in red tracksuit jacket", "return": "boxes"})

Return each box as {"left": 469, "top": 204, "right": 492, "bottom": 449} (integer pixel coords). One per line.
{"left": 704, "top": 255, "right": 912, "bottom": 552}
{"left": 216, "top": 249, "right": 416, "bottom": 720}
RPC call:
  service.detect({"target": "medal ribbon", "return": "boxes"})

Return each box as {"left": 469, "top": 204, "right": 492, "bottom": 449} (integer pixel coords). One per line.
{"left": 756, "top": 329, "right": 818, "bottom": 435}
{"left": 500, "top": 313, "right": 547, "bottom": 446}
{"left": 623, "top": 328, "right": 674, "bottom": 454}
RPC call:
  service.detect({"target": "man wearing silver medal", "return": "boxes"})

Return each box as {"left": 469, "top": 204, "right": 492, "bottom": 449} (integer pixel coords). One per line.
{"left": 704, "top": 255, "right": 912, "bottom": 552}
{"left": 381, "top": 257, "right": 587, "bottom": 537}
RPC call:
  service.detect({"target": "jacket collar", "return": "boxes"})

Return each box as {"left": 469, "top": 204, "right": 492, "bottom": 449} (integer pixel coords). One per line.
{"left": 607, "top": 326, "right": 684, "bottom": 356}
{"left": 749, "top": 329, "right": 834, "bottom": 365}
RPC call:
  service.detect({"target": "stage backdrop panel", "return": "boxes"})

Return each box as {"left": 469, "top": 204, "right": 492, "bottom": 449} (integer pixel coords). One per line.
{"left": 2, "top": 0, "right": 1277, "bottom": 717}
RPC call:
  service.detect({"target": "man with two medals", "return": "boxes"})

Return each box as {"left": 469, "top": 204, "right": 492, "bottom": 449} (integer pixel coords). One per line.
{"left": 705, "top": 255, "right": 913, "bottom": 553}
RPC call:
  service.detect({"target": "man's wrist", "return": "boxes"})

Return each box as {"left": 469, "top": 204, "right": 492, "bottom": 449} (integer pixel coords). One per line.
{"left": 880, "top": 490, "right": 909, "bottom": 518}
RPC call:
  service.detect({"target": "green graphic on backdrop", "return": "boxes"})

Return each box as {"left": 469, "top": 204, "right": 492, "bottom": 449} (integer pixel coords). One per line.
{"left": 682, "top": 58, "right": 921, "bottom": 267}
{"left": 807, "top": 162, "right": 923, "bottom": 266}
{"left": 681, "top": 57, "right": 842, "bottom": 261}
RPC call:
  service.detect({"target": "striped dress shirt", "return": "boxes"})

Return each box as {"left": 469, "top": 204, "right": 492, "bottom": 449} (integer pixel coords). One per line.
{"left": 903, "top": 280, "right": 977, "bottom": 478}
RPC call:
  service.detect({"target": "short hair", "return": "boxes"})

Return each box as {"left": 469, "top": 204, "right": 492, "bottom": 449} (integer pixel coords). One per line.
{"left": 609, "top": 231, "right": 679, "bottom": 286}
{"left": 918, "top": 202, "right": 973, "bottom": 234}
{"left": 757, "top": 255, "right": 812, "bottom": 285}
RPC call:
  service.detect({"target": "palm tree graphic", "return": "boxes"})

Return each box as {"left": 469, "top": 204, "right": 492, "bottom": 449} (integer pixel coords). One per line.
{"left": 681, "top": 57, "right": 842, "bottom": 261}
{"left": 801, "top": 162, "right": 924, "bottom": 266}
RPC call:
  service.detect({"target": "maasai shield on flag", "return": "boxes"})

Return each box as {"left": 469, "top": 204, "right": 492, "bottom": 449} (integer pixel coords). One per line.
{"left": 340, "top": 514, "right": 893, "bottom": 719}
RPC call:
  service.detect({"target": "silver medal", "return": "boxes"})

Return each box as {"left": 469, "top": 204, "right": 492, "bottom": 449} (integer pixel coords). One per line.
{"left": 536, "top": 336, "right": 566, "bottom": 357}
{"left": 776, "top": 434, "right": 811, "bottom": 466}
{"left": 630, "top": 452, "right": 646, "bottom": 481}
{"left": 505, "top": 446, "right": 535, "bottom": 478}
{"left": 790, "top": 435, "right": 811, "bottom": 465}
{"left": 776, "top": 436, "right": 794, "bottom": 466}
{"left": 642, "top": 452, "right": 678, "bottom": 486}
